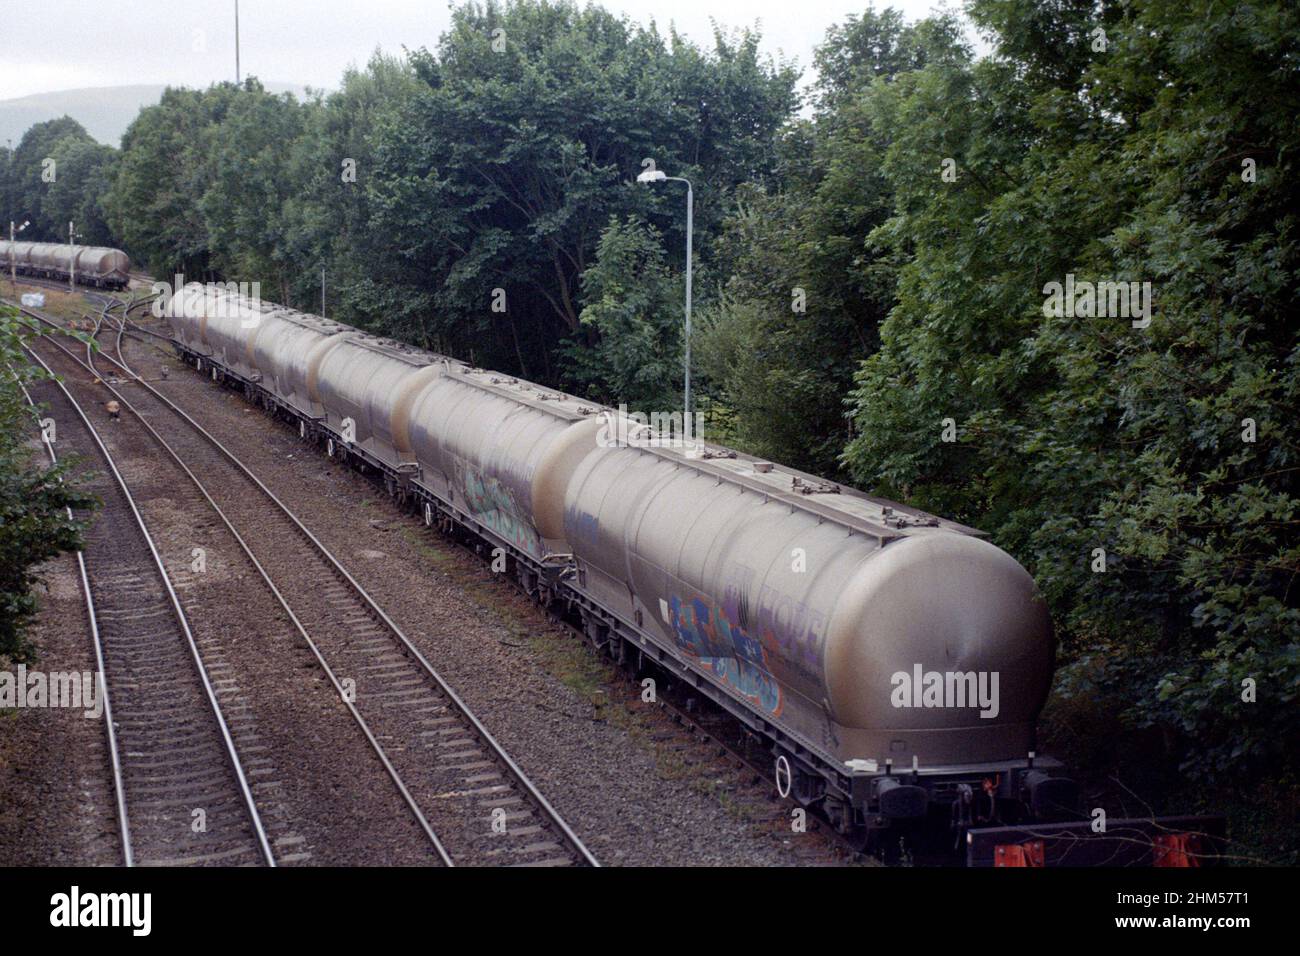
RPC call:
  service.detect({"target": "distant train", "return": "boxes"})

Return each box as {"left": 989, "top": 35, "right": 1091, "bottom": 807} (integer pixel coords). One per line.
{"left": 159, "top": 282, "right": 1221, "bottom": 864}
{"left": 1, "top": 240, "right": 131, "bottom": 290}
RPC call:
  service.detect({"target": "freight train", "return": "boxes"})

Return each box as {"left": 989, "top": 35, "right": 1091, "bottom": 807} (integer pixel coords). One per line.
{"left": 1, "top": 239, "right": 131, "bottom": 290}
{"left": 158, "top": 282, "right": 1222, "bottom": 865}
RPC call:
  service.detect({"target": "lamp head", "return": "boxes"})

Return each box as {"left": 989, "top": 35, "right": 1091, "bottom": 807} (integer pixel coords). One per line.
{"left": 636, "top": 169, "right": 667, "bottom": 184}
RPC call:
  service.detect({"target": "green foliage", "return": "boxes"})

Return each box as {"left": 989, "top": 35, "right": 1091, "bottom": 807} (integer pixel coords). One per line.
{"left": 40, "top": 137, "right": 118, "bottom": 247}
{"left": 346, "top": 0, "right": 799, "bottom": 378}
{"left": 199, "top": 83, "right": 308, "bottom": 302}
{"left": 101, "top": 1, "right": 798, "bottom": 386}
{"left": 0, "top": 307, "right": 93, "bottom": 660}
{"left": 812, "top": 6, "right": 965, "bottom": 111}
{"left": 701, "top": 9, "right": 967, "bottom": 475}
{"left": 843, "top": 0, "right": 1300, "bottom": 786}
{"left": 2, "top": 117, "right": 111, "bottom": 244}
{"left": 564, "top": 216, "right": 685, "bottom": 411}
{"left": 279, "top": 53, "right": 425, "bottom": 322}
{"left": 105, "top": 84, "right": 246, "bottom": 278}
{"left": 0, "top": 145, "right": 12, "bottom": 230}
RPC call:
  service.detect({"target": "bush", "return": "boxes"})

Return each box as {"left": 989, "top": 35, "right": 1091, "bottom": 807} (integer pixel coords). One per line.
{"left": 0, "top": 309, "right": 94, "bottom": 660}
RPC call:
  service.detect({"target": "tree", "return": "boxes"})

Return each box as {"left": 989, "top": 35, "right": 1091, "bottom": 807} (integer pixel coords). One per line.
{"left": 41, "top": 138, "right": 118, "bottom": 247}
{"left": 99, "top": 2, "right": 798, "bottom": 390}
{"left": 355, "top": 0, "right": 797, "bottom": 379}
{"left": 106, "top": 85, "right": 243, "bottom": 278}
{"left": 564, "top": 216, "right": 686, "bottom": 411}
{"left": 843, "top": 0, "right": 1300, "bottom": 794}
{"left": 199, "top": 81, "right": 308, "bottom": 304}
{"left": 7, "top": 117, "right": 103, "bottom": 242}
{"left": 698, "top": 8, "right": 966, "bottom": 475}
{"left": 0, "top": 145, "right": 16, "bottom": 233}
{"left": 279, "top": 53, "right": 425, "bottom": 321}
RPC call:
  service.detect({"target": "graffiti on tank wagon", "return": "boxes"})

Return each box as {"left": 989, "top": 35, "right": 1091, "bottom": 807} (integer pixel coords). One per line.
{"left": 725, "top": 562, "right": 826, "bottom": 685}
{"left": 456, "top": 463, "right": 541, "bottom": 557}
{"left": 567, "top": 506, "right": 600, "bottom": 547}
{"left": 668, "top": 594, "right": 783, "bottom": 716}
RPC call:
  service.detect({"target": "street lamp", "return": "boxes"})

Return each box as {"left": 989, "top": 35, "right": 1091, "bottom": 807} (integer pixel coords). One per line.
{"left": 10, "top": 219, "right": 29, "bottom": 290}
{"left": 637, "top": 166, "right": 694, "bottom": 436}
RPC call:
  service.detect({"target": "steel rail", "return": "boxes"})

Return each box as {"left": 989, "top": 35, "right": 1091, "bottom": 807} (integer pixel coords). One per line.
{"left": 32, "top": 301, "right": 597, "bottom": 867}
{"left": 8, "top": 366, "right": 133, "bottom": 865}
{"left": 34, "top": 302, "right": 455, "bottom": 865}
{"left": 17, "top": 335, "right": 277, "bottom": 867}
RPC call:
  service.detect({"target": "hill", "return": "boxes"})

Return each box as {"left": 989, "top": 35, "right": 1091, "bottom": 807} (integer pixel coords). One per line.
{"left": 0, "top": 83, "right": 310, "bottom": 149}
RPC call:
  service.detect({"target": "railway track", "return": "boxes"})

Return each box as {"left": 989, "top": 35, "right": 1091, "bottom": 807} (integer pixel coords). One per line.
{"left": 21, "top": 299, "right": 598, "bottom": 867}
{"left": 16, "top": 344, "right": 275, "bottom": 867}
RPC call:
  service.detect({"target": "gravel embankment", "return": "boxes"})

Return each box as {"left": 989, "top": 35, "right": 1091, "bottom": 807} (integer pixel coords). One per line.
{"left": 0, "top": 462, "right": 119, "bottom": 865}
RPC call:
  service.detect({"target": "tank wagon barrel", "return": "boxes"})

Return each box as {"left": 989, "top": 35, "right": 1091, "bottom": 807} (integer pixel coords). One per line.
{"left": 1, "top": 239, "right": 132, "bottom": 290}
{"left": 157, "top": 281, "right": 1221, "bottom": 864}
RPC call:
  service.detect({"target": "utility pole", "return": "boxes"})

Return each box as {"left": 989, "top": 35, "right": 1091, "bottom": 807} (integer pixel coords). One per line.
{"left": 235, "top": 0, "right": 241, "bottom": 84}
{"left": 69, "top": 221, "right": 78, "bottom": 292}
{"left": 321, "top": 268, "right": 326, "bottom": 317}
{"left": 10, "top": 220, "right": 28, "bottom": 291}
{"left": 683, "top": 180, "right": 693, "bottom": 424}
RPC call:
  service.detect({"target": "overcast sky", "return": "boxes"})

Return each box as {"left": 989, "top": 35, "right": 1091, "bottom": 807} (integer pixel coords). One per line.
{"left": 0, "top": 0, "right": 969, "bottom": 101}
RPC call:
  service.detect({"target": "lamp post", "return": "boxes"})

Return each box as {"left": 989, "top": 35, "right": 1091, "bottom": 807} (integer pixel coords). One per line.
{"left": 636, "top": 166, "right": 693, "bottom": 433}
{"left": 10, "top": 219, "right": 29, "bottom": 290}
